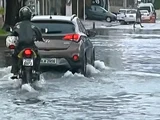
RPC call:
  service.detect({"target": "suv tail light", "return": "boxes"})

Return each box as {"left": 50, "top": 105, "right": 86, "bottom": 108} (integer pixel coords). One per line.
{"left": 63, "top": 34, "right": 80, "bottom": 42}
{"left": 73, "top": 54, "right": 79, "bottom": 61}
{"left": 24, "top": 49, "right": 32, "bottom": 57}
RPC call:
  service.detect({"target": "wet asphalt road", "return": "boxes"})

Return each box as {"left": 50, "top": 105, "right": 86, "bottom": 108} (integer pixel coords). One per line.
{"left": 0, "top": 22, "right": 160, "bottom": 120}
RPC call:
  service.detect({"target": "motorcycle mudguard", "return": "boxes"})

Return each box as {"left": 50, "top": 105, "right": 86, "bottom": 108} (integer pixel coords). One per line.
{"left": 18, "top": 48, "right": 37, "bottom": 59}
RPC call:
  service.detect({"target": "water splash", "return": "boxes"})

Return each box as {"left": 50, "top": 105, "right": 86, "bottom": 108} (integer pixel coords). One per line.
{"left": 62, "top": 71, "right": 84, "bottom": 78}
{"left": 12, "top": 79, "right": 22, "bottom": 88}
{"left": 86, "top": 64, "right": 100, "bottom": 74}
{"left": 62, "top": 60, "right": 109, "bottom": 77}
{"left": 0, "top": 66, "right": 12, "bottom": 80}
{"left": 32, "top": 75, "right": 46, "bottom": 89}
{"left": 21, "top": 84, "right": 37, "bottom": 92}
{"left": 94, "top": 60, "right": 110, "bottom": 70}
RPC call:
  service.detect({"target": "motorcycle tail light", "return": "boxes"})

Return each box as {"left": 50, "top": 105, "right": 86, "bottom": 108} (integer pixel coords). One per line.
{"left": 9, "top": 45, "right": 15, "bottom": 49}
{"left": 24, "top": 49, "right": 32, "bottom": 57}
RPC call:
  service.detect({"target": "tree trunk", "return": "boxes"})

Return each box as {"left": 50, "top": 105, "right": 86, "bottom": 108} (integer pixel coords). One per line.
{"left": 2, "top": 0, "right": 27, "bottom": 31}
{"left": 2, "top": 0, "right": 19, "bottom": 30}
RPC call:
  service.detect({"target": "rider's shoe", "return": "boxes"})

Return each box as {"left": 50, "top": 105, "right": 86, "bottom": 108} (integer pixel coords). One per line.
{"left": 11, "top": 74, "right": 18, "bottom": 79}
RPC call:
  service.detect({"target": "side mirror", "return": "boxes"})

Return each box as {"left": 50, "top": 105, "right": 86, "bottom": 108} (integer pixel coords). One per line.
{"left": 45, "top": 28, "right": 48, "bottom": 33}
{"left": 86, "top": 29, "right": 96, "bottom": 37}
{"left": 41, "top": 28, "right": 48, "bottom": 33}
{"left": 5, "top": 27, "right": 12, "bottom": 32}
{"left": 10, "top": 27, "right": 13, "bottom": 32}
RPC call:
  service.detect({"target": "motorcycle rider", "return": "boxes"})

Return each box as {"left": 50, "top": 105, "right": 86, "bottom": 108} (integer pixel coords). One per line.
{"left": 9, "top": 6, "right": 44, "bottom": 79}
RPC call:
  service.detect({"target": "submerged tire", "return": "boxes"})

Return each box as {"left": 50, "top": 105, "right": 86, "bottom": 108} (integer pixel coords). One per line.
{"left": 22, "top": 67, "right": 32, "bottom": 84}
{"left": 80, "top": 55, "right": 87, "bottom": 76}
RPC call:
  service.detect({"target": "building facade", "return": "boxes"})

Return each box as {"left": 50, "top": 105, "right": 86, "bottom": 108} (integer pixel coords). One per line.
{"left": 21, "top": 0, "right": 144, "bottom": 17}
{"left": 25, "top": 0, "right": 65, "bottom": 15}
{"left": 23, "top": 0, "right": 136, "bottom": 17}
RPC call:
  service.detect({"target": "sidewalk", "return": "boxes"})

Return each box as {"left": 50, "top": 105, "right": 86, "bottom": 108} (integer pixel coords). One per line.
{"left": 81, "top": 20, "right": 120, "bottom": 29}
{"left": 0, "top": 16, "right": 4, "bottom": 27}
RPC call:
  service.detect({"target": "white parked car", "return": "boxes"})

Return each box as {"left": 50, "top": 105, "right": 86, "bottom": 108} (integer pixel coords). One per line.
{"left": 140, "top": 9, "right": 156, "bottom": 23}
{"left": 140, "top": 10, "right": 150, "bottom": 21}
{"left": 116, "top": 9, "right": 127, "bottom": 21}
{"left": 138, "top": 3, "right": 156, "bottom": 23}
{"left": 117, "top": 9, "right": 137, "bottom": 25}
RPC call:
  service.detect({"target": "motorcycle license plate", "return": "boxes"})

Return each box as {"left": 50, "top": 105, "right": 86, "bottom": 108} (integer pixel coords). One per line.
{"left": 23, "top": 58, "right": 34, "bottom": 66}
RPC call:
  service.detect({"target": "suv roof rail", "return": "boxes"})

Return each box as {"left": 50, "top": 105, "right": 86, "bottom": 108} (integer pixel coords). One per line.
{"left": 70, "top": 14, "right": 77, "bottom": 21}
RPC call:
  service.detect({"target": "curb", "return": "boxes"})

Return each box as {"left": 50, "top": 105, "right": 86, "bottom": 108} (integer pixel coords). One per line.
{"left": 83, "top": 21, "right": 120, "bottom": 30}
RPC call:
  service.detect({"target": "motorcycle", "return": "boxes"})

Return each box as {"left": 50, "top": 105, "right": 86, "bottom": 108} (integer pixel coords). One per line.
{"left": 6, "top": 36, "right": 40, "bottom": 85}
{"left": 17, "top": 48, "right": 39, "bottom": 84}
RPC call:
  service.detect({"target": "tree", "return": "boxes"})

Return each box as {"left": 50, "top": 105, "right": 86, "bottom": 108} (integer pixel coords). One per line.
{"left": 154, "top": 0, "right": 160, "bottom": 9}
{"left": 2, "top": 0, "right": 27, "bottom": 31}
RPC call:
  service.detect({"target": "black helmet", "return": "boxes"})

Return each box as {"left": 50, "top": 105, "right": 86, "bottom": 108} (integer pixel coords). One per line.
{"left": 19, "top": 6, "right": 32, "bottom": 21}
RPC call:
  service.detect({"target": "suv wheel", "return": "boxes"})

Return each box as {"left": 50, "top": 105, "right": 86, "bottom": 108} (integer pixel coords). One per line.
{"left": 91, "top": 48, "right": 95, "bottom": 66}
{"left": 85, "top": 14, "right": 88, "bottom": 19}
{"left": 106, "top": 17, "right": 111, "bottom": 22}
{"left": 120, "top": 20, "right": 127, "bottom": 25}
{"left": 80, "top": 54, "right": 87, "bottom": 76}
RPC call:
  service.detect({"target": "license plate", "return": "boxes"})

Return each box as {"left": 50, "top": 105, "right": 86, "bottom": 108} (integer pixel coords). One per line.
{"left": 41, "top": 58, "right": 56, "bottom": 64}
{"left": 129, "top": 15, "right": 133, "bottom": 17}
{"left": 23, "top": 58, "right": 34, "bottom": 66}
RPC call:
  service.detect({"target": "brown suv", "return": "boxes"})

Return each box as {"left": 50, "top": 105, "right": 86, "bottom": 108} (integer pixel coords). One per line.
{"left": 4, "top": 15, "right": 96, "bottom": 75}
{"left": 31, "top": 14, "right": 96, "bottom": 75}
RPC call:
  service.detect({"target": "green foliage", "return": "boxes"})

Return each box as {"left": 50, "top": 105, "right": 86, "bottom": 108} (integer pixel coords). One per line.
{"left": 154, "top": 0, "right": 160, "bottom": 9}
{"left": 0, "top": 29, "right": 8, "bottom": 35}
{"left": 0, "top": 7, "right": 4, "bottom": 15}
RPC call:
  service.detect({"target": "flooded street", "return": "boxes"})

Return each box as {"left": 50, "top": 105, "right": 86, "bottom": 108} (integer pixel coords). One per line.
{"left": 1, "top": 22, "right": 160, "bottom": 120}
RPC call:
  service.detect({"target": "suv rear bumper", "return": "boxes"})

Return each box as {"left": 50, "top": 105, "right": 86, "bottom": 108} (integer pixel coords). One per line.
{"left": 4, "top": 49, "right": 84, "bottom": 70}
{"left": 40, "top": 57, "right": 82, "bottom": 70}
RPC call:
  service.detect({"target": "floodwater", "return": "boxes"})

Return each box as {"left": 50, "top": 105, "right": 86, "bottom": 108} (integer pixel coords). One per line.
{"left": 0, "top": 22, "right": 160, "bottom": 120}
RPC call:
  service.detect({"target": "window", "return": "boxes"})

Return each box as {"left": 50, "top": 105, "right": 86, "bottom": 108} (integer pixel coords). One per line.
{"left": 91, "top": 6, "right": 96, "bottom": 11}
{"left": 152, "top": 6, "right": 155, "bottom": 11}
{"left": 126, "top": 10, "right": 137, "bottom": 14}
{"left": 95, "top": 6, "right": 104, "bottom": 12}
{"left": 119, "top": 10, "right": 127, "bottom": 13}
{"left": 32, "top": 20, "right": 75, "bottom": 34}
{"left": 77, "top": 19, "right": 86, "bottom": 34}
{"left": 79, "top": 20, "right": 86, "bottom": 33}
{"left": 139, "top": 6, "right": 151, "bottom": 12}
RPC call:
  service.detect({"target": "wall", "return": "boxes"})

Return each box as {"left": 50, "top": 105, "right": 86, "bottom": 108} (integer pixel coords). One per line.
{"left": 110, "top": 0, "right": 135, "bottom": 13}
{"left": 156, "top": 10, "right": 160, "bottom": 19}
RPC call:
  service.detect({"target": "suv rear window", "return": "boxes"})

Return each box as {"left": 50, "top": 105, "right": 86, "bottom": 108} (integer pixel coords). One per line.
{"left": 32, "top": 20, "right": 75, "bottom": 34}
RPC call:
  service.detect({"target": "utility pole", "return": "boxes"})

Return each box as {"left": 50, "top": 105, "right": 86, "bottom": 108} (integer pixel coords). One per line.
{"left": 77, "top": 0, "right": 79, "bottom": 17}
{"left": 124, "top": 0, "right": 127, "bottom": 8}
{"left": 83, "top": 0, "right": 85, "bottom": 21}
